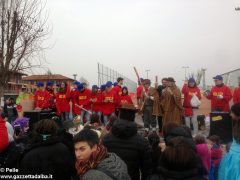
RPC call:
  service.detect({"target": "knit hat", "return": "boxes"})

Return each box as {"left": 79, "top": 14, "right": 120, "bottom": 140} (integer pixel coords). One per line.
{"left": 13, "top": 117, "right": 29, "bottom": 133}
{"left": 100, "top": 85, "right": 106, "bottom": 91}
{"left": 106, "top": 81, "right": 113, "bottom": 88}
{"left": 77, "top": 83, "right": 84, "bottom": 91}
{"left": 36, "top": 82, "right": 44, "bottom": 87}
{"left": 73, "top": 81, "right": 81, "bottom": 86}
{"left": 188, "top": 78, "right": 196, "bottom": 83}
{"left": 47, "top": 81, "right": 54, "bottom": 86}
{"left": 92, "top": 85, "right": 99, "bottom": 90}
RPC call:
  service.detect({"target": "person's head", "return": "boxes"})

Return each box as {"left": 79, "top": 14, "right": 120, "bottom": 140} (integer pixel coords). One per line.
{"left": 90, "top": 113, "right": 100, "bottom": 126}
{"left": 213, "top": 75, "right": 223, "bottom": 86}
{"left": 163, "top": 122, "right": 180, "bottom": 137}
{"left": 13, "top": 117, "right": 29, "bottom": 136}
{"left": 148, "top": 132, "right": 160, "bottom": 150}
{"left": 194, "top": 135, "right": 207, "bottom": 145}
{"left": 46, "top": 81, "right": 54, "bottom": 89}
{"left": 0, "top": 113, "right": 8, "bottom": 122}
{"left": 188, "top": 78, "right": 196, "bottom": 87}
{"left": 181, "top": 125, "right": 192, "bottom": 138}
{"left": 100, "top": 84, "right": 106, "bottom": 92}
{"left": 143, "top": 79, "right": 151, "bottom": 89}
{"left": 92, "top": 85, "right": 99, "bottom": 94}
{"left": 73, "top": 81, "right": 80, "bottom": 89}
{"left": 208, "top": 135, "right": 220, "bottom": 146}
{"left": 230, "top": 103, "right": 240, "bottom": 121}
{"left": 122, "top": 86, "right": 128, "bottom": 95}
{"left": 36, "top": 82, "right": 44, "bottom": 90}
{"left": 161, "top": 136, "right": 199, "bottom": 171}
{"left": 105, "top": 81, "right": 113, "bottom": 92}
{"left": 73, "top": 129, "right": 99, "bottom": 161}
{"left": 82, "top": 82, "right": 87, "bottom": 89}
{"left": 77, "top": 83, "right": 84, "bottom": 92}
{"left": 113, "top": 82, "right": 118, "bottom": 87}
{"left": 117, "top": 77, "right": 124, "bottom": 86}
{"left": 138, "top": 78, "right": 144, "bottom": 85}
{"left": 162, "top": 78, "right": 168, "bottom": 88}
{"left": 31, "top": 119, "right": 59, "bottom": 144}
{"left": 167, "top": 77, "right": 175, "bottom": 87}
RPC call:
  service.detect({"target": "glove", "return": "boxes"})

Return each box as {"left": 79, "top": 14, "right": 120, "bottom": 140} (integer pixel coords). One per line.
{"left": 217, "top": 95, "right": 223, "bottom": 99}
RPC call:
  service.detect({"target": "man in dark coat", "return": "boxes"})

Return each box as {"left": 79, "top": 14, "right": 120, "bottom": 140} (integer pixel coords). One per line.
{"left": 103, "top": 119, "right": 153, "bottom": 180}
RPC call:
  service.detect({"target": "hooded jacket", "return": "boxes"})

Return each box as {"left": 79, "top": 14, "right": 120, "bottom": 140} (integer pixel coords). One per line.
{"left": 103, "top": 119, "right": 153, "bottom": 180}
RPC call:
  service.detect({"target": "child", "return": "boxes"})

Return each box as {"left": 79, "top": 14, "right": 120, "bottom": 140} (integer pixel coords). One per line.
{"left": 208, "top": 135, "right": 222, "bottom": 180}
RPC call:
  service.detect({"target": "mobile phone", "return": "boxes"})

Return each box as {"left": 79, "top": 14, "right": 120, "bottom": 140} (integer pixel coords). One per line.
{"left": 14, "top": 125, "right": 21, "bottom": 136}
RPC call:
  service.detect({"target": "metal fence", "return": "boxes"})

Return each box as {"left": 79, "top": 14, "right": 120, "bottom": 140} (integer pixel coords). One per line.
{"left": 97, "top": 63, "right": 137, "bottom": 93}
{"left": 221, "top": 68, "right": 240, "bottom": 88}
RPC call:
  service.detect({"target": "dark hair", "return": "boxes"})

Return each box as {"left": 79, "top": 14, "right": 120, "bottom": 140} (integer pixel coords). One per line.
{"left": 181, "top": 125, "right": 192, "bottom": 138}
{"left": 31, "top": 119, "right": 59, "bottom": 144}
{"left": 122, "top": 86, "right": 128, "bottom": 95}
{"left": 73, "top": 129, "right": 99, "bottom": 148}
{"left": 90, "top": 114, "right": 100, "bottom": 124}
{"left": 1, "top": 113, "right": 8, "bottom": 119}
{"left": 117, "top": 77, "right": 124, "bottom": 82}
{"left": 148, "top": 132, "right": 160, "bottom": 150}
{"left": 209, "top": 135, "right": 220, "bottom": 145}
{"left": 161, "top": 136, "right": 199, "bottom": 171}
{"left": 162, "top": 78, "right": 168, "bottom": 82}
{"left": 194, "top": 135, "right": 206, "bottom": 145}
{"left": 163, "top": 122, "right": 180, "bottom": 137}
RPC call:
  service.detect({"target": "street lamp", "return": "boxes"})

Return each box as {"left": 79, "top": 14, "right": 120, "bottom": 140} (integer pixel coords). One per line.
{"left": 73, "top": 74, "right": 77, "bottom": 80}
{"left": 145, "top": 70, "right": 150, "bottom": 79}
{"left": 182, "top": 66, "right": 189, "bottom": 80}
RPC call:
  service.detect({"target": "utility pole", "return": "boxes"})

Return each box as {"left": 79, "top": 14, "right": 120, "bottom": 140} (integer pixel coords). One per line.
{"left": 202, "top": 68, "right": 207, "bottom": 90}
{"left": 73, "top": 74, "right": 77, "bottom": 80}
{"left": 145, "top": 70, "right": 150, "bottom": 79}
{"left": 182, "top": 66, "right": 189, "bottom": 80}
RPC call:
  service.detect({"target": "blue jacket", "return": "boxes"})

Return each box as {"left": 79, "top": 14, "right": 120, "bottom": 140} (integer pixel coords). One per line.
{"left": 219, "top": 139, "right": 240, "bottom": 180}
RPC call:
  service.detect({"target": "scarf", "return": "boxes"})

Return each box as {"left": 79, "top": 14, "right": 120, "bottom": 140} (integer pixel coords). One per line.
{"left": 75, "top": 144, "right": 108, "bottom": 177}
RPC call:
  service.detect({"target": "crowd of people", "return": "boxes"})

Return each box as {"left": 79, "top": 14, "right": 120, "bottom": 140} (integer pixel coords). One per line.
{"left": 0, "top": 74, "right": 240, "bottom": 180}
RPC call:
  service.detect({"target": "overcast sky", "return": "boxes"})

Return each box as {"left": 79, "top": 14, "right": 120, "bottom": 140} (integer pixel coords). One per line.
{"left": 43, "top": 0, "right": 240, "bottom": 86}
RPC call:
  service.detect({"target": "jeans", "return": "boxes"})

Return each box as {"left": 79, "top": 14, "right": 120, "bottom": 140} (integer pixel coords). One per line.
{"left": 143, "top": 106, "right": 157, "bottom": 131}
{"left": 81, "top": 110, "right": 91, "bottom": 124}
{"left": 103, "top": 113, "right": 115, "bottom": 125}
{"left": 185, "top": 109, "right": 198, "bottom": 135}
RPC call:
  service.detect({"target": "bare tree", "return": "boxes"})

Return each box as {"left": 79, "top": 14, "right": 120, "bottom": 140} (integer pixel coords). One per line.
{"left": 188, "top": 69, "right": 203, "bottom": 86}
{"left": 0, "top": 0, "right": 49, "bottom": 97}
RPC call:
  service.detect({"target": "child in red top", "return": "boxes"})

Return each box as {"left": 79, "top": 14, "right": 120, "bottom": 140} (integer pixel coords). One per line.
{"left": 90, "top": 85, "right": 102, "bottom": 116}
{"left": 34, "top": 82, "right": 49, "bottom": 110}
{"left": 56, "top": 82, "right": 70, "bottom": 122}
{"left": 77, "top": 84, "right": 92, "bottom": 124}
{"left": 70, "top": 81, "right": 81, "bottom": 117}
{"left": 120, "top": 86, "right": 133, "bottom": 107}
{"left": 102, "top": 81, "right": 117, "bottom": 125}
{"left": 44, "top": 81, "right": 56, "bottom": 111}
{"left": 206, "top": 75, "right": 232, "bottom": 112}
{"left": 182, "top": 78, "right": 201, "bottom": 136}
{"left": 208, "top": 135, "right": 222, "bottom": 180}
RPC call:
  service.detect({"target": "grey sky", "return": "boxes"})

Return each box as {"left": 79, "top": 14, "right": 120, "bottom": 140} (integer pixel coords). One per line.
{"left": 44, "top": 0, "right": 240, "bottom": 86}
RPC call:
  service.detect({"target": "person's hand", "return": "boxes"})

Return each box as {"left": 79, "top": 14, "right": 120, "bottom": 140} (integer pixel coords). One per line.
{"left": 150, "top": 96, "right": 154, "bottom": 100}
{"left": 217, "top": 95, "right": 223, "bottom": 100}
{"left": 167, "top": 88, "right": 173, "bottom": 95}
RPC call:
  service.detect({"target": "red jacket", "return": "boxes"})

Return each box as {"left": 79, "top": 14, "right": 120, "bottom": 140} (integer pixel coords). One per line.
{"left": 207, "top": 84, "right": 232, "bottom": 112}
{"left": 0, "top": 119, "right": 8, "bottom": 152}
{"left": 233, "top": 87, "right": 240, "bottom": 104}
{"left": 44, "top": 89, "right": 55, "bottom": 109}
{"left": 136, "top": 85, "right": 143, "bottom": 100}
{"left": 102, "top": 88, "right": 117, "bottom": 115}
{"left": 56, "top": 88, "right": 71, "bottom": 114}
{"left": 71, "top": 89, "right": 80, "bottom": 115}
{"left": 35, "top": 90, "right": 49, "bottom": 109}
{"left": 182, "top": 84, "right": 201, "bottom": 116}
{"left": 113, "top": 85, "right": 122, "bottom": 96}
{"left": 120, "top": 95, "right": 133, "bottom": 106}
{"left": 91, "top": 92, "right": 102, "bottom": 112}
{"left": 78, "top": 88, "right": 92, "bottom": 110}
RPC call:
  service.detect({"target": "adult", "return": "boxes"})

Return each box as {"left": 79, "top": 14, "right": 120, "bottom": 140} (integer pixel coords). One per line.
{"left": 3, "top": 97, "right": 17, "bottom": 124}
{"left": 218, "top": 103, "right": 240, "bottom": 180}
{"left": 205, "top": 75, "right": 232, "bottom": 112}
{"left": 74, "top": 128, "right": 130, "bottom": 180}
{"left": 70, "top": 81, "right": 81, "bottom": 117}
{"left": 140, "top": 79, "right": 161, "bottom": 135}
{"left": 20, "top": 119, "right": 75, "bottom": 180}
{"left": 182, "top": 78, "right": 201, "bottom": 136}
{"left": 103, "top": 119, "right": 153, "bottom": 180}
{"left": 34, "top": 82, "right": 49, "bottom": 110}
{"left": 162, "top": 77, "right": 183, "bottom": 127}
{"left": 90, "top": 85, "right": 102, "bottom": 118}
{"left": 44, "top": 81, "right": 56, "bottom": 111}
